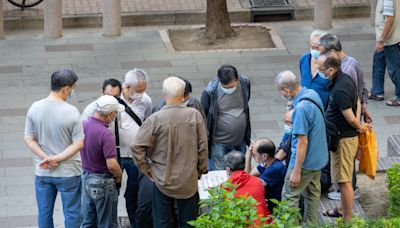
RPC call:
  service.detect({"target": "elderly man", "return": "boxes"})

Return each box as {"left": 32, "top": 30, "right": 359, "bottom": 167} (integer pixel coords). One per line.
{"left": 370, "top": 0, "right": 400, "bottom": 106}
{"left": 132, "top": 76, "right": 208, "bottom": 228}
{"left": 318, "top": 51, "right": 366, "bottom": 221}
{"left": 244, "top": 138, "right": 287, "bottom": 213}
{"left": 275, "top": 71, "right": 328, "bottom": 225}
{"left": 319, "top": 34, "right": 372, "bottom": 123}
{"left": 24, "top": 69, "right": 84, "bottom": 228}
{"left": 119, "top": 68, "right": 152, "bottom": 226}
{"left": 201, "top": 64, "right": 251, "bottom": 170}
{"left": 299, "top": 30, "right": 330, "bottom": 109}
{"left": 226, "top": 151, "right": 270, "bottom": 218}
{"left": 80, "top": 95, "right": 124, "bottom": 228}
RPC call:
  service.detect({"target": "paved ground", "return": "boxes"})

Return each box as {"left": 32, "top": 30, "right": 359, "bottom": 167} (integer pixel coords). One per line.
{"left": 3, "top": 0, "right": 369, "bottom": 17}
{"left": 0, "top": 17, "right": 399, "bottom": 227}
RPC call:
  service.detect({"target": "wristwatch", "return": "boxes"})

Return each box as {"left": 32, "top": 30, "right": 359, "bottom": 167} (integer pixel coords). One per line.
{"left": 378, "top": 38, "right": 384, "bottom": 43}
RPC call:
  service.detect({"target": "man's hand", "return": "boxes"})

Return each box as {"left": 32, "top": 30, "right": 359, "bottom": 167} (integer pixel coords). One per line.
{"left": 363, "top": 110, "right": 373, "bottom": 124}
{"left": 357, "top": 125, "right": 367, "bottom": 134}
{"left": 39, "top": 156, "right": 60, "bottom": 170}
{"left": 375, "top": 41, "right": 384, "bottom": 52}
{"left": 289, "top": 170, "right": 301, "bottom": 188}
{"left": 246, "top": 144, "right": 253, "bottom": 159}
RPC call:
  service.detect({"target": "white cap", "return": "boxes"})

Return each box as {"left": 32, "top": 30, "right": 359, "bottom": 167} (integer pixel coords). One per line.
{"left": 95, "top": 95, "right": 125, "bottom": 113}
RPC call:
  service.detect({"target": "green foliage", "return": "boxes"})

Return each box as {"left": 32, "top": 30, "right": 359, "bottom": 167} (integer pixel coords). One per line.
{"left": 387, "top": 164, "right": 400, "bottom": 217}
{"left": 188, "top": 181, "right": 302, "bottom": 228}
{"left": 327, "top": 216, "right": 400, "bottom": 228}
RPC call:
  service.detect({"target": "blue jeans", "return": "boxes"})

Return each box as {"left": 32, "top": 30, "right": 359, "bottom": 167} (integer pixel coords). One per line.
{"left": 35, "top": 175, "right": 82, "bottom": 228}
{"left": 384, "top": 43, "right": 400, "bottom": 98}
{"left": 371, "top": 50, "right": 386, "bottom": 96}
{"left": 120, "top": 158, "right": 139, "bottom": 227}
{"left": 210, "top": 141, "right": 247, "bottom": 170}
{"left": 81, "top": 171, "right": 118, "bottom": 228}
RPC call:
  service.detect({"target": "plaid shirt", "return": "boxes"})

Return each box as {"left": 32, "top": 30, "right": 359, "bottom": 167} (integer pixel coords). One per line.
{"left": 341, "top": 55, "right": 368, "bottom": 104}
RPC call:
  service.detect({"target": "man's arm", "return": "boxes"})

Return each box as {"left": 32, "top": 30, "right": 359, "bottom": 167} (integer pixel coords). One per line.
{"left": 131, "top": 119, "right": 154, "bottom": 179}
{"left": 197, "top": 113, "right": 209, "bottom": 175}
{"left": 290, "top": 135, "right": 308, "bottom": 188}
{"left": 40, "top": 140, "right": 84, "bottom": 167}
{"left": 106, "top": 158, "right": 123, "bottom": 183}
{"left": 24, "top": 136, "right": 48, "bottom": 160}
{"left": 341, "top": 98, "right": 365, "bottom": 133}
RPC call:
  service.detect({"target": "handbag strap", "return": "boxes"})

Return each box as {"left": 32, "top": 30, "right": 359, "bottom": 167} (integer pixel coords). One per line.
{"left": 299, "top": 97, "right": 324, "bottom": 116}
{"left": 116, "top": 97, "right": 142, "bottom": 126}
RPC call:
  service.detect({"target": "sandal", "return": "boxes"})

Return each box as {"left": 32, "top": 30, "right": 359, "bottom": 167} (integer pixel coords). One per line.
{"left": 386, "top": 98, "right": 400, "bottom": 106}
{"left": 368, "top": 93, "right": 384, "bottom": 101}
{"left": 322, "top": 207, "right": 342, "bottom": 217}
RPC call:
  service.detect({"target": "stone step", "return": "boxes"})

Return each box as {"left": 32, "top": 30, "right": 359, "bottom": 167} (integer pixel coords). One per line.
{"left": 355, "top": 156, "right": 400, "bottom": 173}
{"left": 318, "top": 195, "right": 367, "bottom": 225}
{"left": 388, "top": 135, "right": 400, "bottom": 157}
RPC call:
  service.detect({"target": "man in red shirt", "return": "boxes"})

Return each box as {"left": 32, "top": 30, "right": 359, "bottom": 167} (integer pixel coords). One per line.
{"left": 225, "top": 151, "right": 270, "bottom": 217}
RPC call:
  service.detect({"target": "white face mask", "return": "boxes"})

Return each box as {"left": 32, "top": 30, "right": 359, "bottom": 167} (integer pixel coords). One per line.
{"left": 131, "top": 92, "right": 143, "bottom": 100}
{"left": 220, "top": 85, "right": 237, "bottom": 94}
{"left": 67, "top": 89, "right": 75, "bottom": 101}
{"left": 284, "top": 124, "right": 292, "bottom": 135}
{"left": 310, "top": 49, "right": 320, "bottom": 59}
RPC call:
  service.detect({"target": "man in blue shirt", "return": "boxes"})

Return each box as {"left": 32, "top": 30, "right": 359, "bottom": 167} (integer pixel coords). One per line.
{"left": 299, "top": 30, "right": 330, "bottom": 110}
{"left": 245, "top": 138, "right": 287, "bottom": 213}
{"left": 275, "top": 71, "right": 329, "bottom": 225}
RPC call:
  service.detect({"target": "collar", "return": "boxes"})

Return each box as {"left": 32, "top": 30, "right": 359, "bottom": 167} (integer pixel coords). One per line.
{"left": 328, "top": 69, "right": 343, "bottom": 89}
{"left": 89, "top": 116, "right": 108, "bottom": 127}
{"left": 161, "top": 104, "right": 185, "bottom": 110}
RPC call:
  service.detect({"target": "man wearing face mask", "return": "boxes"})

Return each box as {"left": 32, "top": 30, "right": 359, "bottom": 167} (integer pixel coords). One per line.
{"left": 201, "top": 64, "right": 251, "bottom": 170}
{"left": 24, "top": 69, "right": 84, "bottom": 228}
{"left": 80, "top": 95, "right": 124, "bottom": 228}
{"left": 119, "top": 68, "right": 152, "bottom": 227}
{"left": 275, "top": 71, "right": 328, "bottom": 225}
{"left": 245, "top": 138, "right": 287, "bottom": 213}
{"left": 318, "top": 51, "right": 366, "bottom": 221}
{"left": 299, "top": 30, "right": 330, "bottom": 110}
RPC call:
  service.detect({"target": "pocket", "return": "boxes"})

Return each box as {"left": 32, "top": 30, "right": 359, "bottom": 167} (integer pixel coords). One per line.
{"left": 57, "top": 176, "right": 80, "bottom": 192}
{"left": 86, "top": 184, "right": 105, "bottom": 200}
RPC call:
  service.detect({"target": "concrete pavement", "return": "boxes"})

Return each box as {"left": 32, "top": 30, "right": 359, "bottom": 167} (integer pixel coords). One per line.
{"left": 0, "top": 18, "right": 399, "bottom": 227}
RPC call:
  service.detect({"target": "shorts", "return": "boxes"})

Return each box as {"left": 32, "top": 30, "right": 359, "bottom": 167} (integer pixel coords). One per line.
{"left": 330, "top": 136, "right": 358, "bottom": 184}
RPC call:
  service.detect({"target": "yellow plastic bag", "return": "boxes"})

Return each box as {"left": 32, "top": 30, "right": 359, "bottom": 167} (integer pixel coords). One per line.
{"left": 358, "top": 127, "right": 378, "bottom": 179}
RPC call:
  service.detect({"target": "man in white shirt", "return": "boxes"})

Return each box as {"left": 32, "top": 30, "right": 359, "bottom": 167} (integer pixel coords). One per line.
{"left": 119, "top": 68, "right": 152, "bottom": 227}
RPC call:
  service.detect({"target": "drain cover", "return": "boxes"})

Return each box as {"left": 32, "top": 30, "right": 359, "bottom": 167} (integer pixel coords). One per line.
{"left": 250, "top": 0, "right": 290, "bottom": 8}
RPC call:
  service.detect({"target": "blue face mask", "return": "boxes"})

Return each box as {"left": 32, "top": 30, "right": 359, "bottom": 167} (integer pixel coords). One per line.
{"left": 284, "top": 124, "right": 292, "bottom": 135}
{"left": 310, "top": 49, "right": 320, "bottom": 60}
{"left": 318, "top": 71, "right": 329, "bottom": 80}
{"left": 220, "top": 85, "right": 237, "bottom": 94}
{"left": 67, "top": 89, "right": 75, "bottom": 101}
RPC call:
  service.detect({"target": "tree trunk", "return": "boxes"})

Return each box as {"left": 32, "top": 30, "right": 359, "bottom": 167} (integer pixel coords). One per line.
{"left": 205, "top": 0, "right": 235, "bottom": 41}
{"left": 314, "top": 0, "right": 332, "bottom": 30}
{"left": 370, "top": 0, "right": 378, "bottom": 26}
{"left": 0, "top": 0, "right": 4, "bottom": 39}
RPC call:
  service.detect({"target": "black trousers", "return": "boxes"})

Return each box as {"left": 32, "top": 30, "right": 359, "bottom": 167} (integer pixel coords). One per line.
{"left": 135, "top": 173, "right": 154, "bottom": 228}
{"left": 152, "top": 185, "right": 199, "bottom": 228}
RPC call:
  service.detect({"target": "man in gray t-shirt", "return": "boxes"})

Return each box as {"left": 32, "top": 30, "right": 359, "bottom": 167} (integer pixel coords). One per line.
{"left": 24, "top": 69, "right": 84, "bottom": 228}
{"left": 201, "top": 65, "right": 251, "bottom": 170}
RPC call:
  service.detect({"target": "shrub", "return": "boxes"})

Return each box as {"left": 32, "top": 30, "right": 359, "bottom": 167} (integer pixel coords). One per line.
{"left": 188, "top": 181, "right": 301, "bottom": 228}
{"left": 387, "top": 163, "right": 400, "bottom": 217}
{"left": 329, "top": 217, "right": 400, "bottom": 228}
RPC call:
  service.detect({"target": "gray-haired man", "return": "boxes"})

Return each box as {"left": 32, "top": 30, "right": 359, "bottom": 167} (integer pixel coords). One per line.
{"left": 119, "top": 68, "right": 152, "bottom": 226}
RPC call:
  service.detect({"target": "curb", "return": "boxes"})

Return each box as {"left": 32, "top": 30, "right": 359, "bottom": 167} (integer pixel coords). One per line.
{"left": 4, "top": 3, "right": 370, "bottom": 30}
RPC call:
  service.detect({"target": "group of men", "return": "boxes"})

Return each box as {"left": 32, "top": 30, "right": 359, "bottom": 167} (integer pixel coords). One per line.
{"left": 23, "top": 1, "right": 400, "bottom": 227}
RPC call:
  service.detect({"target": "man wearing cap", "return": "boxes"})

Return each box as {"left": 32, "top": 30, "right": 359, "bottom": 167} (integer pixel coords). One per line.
{"left": 80, "top": 95, "right": 124, "bottom": 228}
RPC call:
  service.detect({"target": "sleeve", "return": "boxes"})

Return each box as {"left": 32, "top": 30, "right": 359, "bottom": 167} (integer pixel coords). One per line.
{"left": 24, "top": 107, "right": 35, "bottom": 137}
{"left": 200, "top": 89, "right": 211, "bottom": 119}
{"left": 292, "top": 106, "right": 309, "bottom": 136}
{"left": 281, "top": 137, "right": 292, "bottom": 154}
{"left": 383, "top": 0, "right": 394, "bottom": 16}
{"left": 196, "top": 112, "right": 209, "bottom": 175}
{"left": 333, "top": 90, "right": 352, "bottom": 111}
{"left": 259, "top": 166, "right": 281, "bottom": 187}
{"left": 102, "top": 130, "right": 117, "bottom": 159}
{"left": 247, "top": 78, "right": 251, "bottom": 101}
{"left": 71, "top": 110, "right": 85, "bottom": 142}
{"left": 144, "top": 97, "right": 153, "bottom": 120}
{"left": 131, "top": 118, "right": 155, "bottom": 176}
{"left": 257, "top": 165, "right": 266, "bottom": 175}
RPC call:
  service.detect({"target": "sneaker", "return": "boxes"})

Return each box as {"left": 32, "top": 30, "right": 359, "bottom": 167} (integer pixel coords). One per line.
{"left": 328, "top": 190, "right": 341, "bottom": 200}
{"left": 327, "top": 188, "right": 360, "bottom": 200}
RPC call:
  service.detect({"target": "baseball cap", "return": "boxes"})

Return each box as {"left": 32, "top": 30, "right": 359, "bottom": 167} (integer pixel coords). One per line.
{"left": 95, "top": 95, "right": 125, "bottom": 113}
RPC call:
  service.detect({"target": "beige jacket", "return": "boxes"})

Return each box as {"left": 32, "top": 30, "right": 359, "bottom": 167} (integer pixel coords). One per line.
{"left": 131, "top": 104, "right": 208, "bottom": 199}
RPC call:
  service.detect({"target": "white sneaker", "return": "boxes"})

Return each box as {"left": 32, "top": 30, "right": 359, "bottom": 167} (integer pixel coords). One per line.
{"left": 327, "top": 187, "right": 360, "bottom": 200}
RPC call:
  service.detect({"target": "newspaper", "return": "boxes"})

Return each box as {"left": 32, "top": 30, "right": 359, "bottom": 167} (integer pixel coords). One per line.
{"left": 198, "top": 170, "right": 228, "bottom": 200}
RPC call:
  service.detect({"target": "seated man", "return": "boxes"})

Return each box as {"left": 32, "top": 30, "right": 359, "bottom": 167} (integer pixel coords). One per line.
{"left": 245, "top": 138, "right": 287, "bottom": 213}
{"left": 225, "top": 151, "right": 270, "bottom": 217}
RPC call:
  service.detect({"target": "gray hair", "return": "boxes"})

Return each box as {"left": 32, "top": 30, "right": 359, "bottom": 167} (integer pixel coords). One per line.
{"left": 320, "top": 34, "right": 342, "bottom": 52}
{"left": 224, "top": 151, "right": 245, "bottom": 171}
{"left": 310, "top": 30, "right": 328, "bottom": 41}
{"left": 275, "top": 71, "right": 299, "bottom": 90}
{"left": 124, "top": 68, "right": 149, "bottom": 86}
{"left": 162, "top": 76, "right": 185, "bottom": 97}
